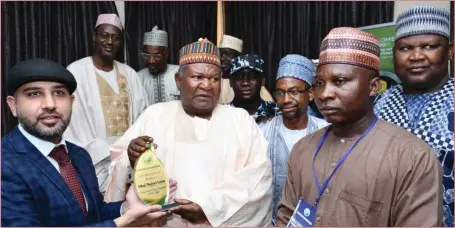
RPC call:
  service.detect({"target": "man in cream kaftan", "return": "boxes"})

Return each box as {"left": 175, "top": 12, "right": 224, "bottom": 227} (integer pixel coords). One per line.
{"left": 105, "top": 38, "right": 272, "bottom": 227}
{"left": 64, "top": 14, "right": 149, "bottom": 193}
{"left": 65, "top": 57, "right": 148, "bottom": 193}
{"left": 106, "top": 101, "right": 272, "bottom": 226}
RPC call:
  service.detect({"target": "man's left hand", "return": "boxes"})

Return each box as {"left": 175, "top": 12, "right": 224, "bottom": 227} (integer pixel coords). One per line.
{"left": 170, "top": 199, "right": 210, "bottom": 225}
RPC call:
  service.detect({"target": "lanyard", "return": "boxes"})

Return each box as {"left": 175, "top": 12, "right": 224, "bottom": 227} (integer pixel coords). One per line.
{"left": 311, "top": 116, "right": 378, "bottom": 206}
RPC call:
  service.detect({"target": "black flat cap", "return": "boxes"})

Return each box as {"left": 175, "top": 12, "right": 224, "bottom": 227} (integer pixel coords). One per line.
{"left": 7, "top": 58, "right": 77, "bottom": 95}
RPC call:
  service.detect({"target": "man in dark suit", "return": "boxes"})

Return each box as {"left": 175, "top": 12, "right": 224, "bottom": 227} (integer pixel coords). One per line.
{"left": 2, "top": 58, "right": 172, "bottom": 227}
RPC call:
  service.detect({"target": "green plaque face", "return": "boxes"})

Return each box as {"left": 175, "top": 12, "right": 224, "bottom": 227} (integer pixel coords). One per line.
{"left": 133, "top": 146, "right": 169, "bottom": 205}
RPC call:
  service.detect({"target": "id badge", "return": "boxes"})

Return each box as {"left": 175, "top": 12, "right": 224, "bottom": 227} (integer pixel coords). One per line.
{"left": 286, "top": 199, "right": 316, "bottom": 227}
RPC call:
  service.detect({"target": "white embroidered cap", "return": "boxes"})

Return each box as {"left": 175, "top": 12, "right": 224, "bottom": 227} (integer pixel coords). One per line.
{"left": 143, "top": 26, "right": 168, "bottom": 47}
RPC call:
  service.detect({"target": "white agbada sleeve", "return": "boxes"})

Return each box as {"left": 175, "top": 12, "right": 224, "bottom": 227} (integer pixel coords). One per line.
{"left": 104, "top": 103, "right": 165, "bottom": 202}
{"left": 65, "top": 58, "right": 112, "bottom": 165}
{"left": 189, "top": 110, "right": 273, "bottom": 227}
{"left": 113, "top": 60, "right": 150, "bottom": 124}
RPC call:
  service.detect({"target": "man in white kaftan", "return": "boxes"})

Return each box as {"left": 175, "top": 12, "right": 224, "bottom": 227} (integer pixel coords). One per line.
{"left": 137, "top": 26, "right": 180, "bottom": 104}
{"left": 104, "top": 38, "right": 273, "bottom": 227}
{"left": 64, "top": 14, "right": 148, "bottom": 193}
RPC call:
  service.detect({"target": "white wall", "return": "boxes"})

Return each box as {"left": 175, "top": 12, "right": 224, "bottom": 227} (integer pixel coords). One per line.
{"left": 394, "top": 1, "right": 451, "bottom": 21}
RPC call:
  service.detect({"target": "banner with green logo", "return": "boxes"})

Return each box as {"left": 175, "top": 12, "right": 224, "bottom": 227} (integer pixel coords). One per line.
{"left": 359, "top": 22, "right": 400, "bottom": 93}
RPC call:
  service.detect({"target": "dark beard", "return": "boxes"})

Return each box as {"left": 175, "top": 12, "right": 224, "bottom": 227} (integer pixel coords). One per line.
{"left": 17, "top": 110, "right": 71, "bottom": 142}
{"left": 283, "top": 111, "right": 299, "bottom": 119}
{"left": 281, "top": 101, "right": 304, "bottom": 119}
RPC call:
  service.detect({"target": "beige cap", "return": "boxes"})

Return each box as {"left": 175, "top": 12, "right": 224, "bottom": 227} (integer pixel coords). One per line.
{"left": 219, "top": 35, "right": 243, "bottom": 53}
{"left": 95, "top": 14, "right": 122, "bottom": 31}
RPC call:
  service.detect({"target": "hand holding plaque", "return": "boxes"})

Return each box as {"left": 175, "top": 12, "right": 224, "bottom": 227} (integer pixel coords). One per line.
{"left": 133, "top": 142, "right": 170, "bottom": 206}
{"left": 128, "top": 136, "right": 156, "bottom": 167}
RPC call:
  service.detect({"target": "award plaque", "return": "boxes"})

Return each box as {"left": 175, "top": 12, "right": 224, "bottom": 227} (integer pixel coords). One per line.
{"left": 134, "top": 143, "right": 169, "bottom": 206}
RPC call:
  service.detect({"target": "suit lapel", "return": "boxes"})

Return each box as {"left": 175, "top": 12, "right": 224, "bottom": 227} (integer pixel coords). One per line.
{"left": 8, "top": 127, "right": 81, "bottom": 213}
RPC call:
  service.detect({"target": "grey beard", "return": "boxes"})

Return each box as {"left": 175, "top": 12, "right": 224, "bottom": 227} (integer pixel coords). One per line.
{"left": 17, "top": 109, "right": 71, "bottom": 141}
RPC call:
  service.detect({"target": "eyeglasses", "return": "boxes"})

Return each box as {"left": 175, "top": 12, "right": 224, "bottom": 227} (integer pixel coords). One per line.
{"left": 96, "top": 32, "right": 121, "bottom": 41}
{"left": 274, "top": 88, "right": 310, "bottom": 99}
{"left": 141, "top": 52, "right": 164, "bottom": 60}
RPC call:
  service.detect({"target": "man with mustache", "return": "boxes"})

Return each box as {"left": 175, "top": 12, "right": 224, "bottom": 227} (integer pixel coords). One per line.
{"left": 374, "top": 6, "right": 454, "bottom": 226}
{"left": 277, "top": 27, "right": 442, "bottom": 226}
{"left": 104, "top": 38, "right": 273, "bottom": 226}
{"left": 137, "top": 26, "right": 180, "bottom": 104}
{"left": 2, "top": 58, "right": 171, "bottom": 226}
{"left": 229, "top": 54, "right": 280, "bottom": 124}
{"left": 64, "top": 14, "right": 148, "bottom": 194}
{"left": 260, "top": 54, "right": 329, "bottom": 225}
{"left": 218, "top": 34, "right": 274, "bottom": 104}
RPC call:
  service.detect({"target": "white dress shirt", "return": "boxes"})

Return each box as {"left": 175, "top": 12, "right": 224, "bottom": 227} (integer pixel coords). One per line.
{"left": 18, "top": 124, "right": 89, "bottom": 210}
{"left": 94, "top": 68, "right": 119, "bottom": 93}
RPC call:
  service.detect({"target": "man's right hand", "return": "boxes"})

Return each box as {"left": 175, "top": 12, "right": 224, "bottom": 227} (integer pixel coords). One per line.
{"left": 114, "top": 185, "right": 171, "bottom": 227}
{"left": 128, "top": 136, "right": 157, "bottom": 168}
{"left": 114, "top": 204, "right": 169, "bottom": 227}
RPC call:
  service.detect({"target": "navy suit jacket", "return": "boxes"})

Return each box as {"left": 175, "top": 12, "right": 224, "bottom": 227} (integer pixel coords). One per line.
{"left": 1, "top": 126, "right": 123, "bottom": 226}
